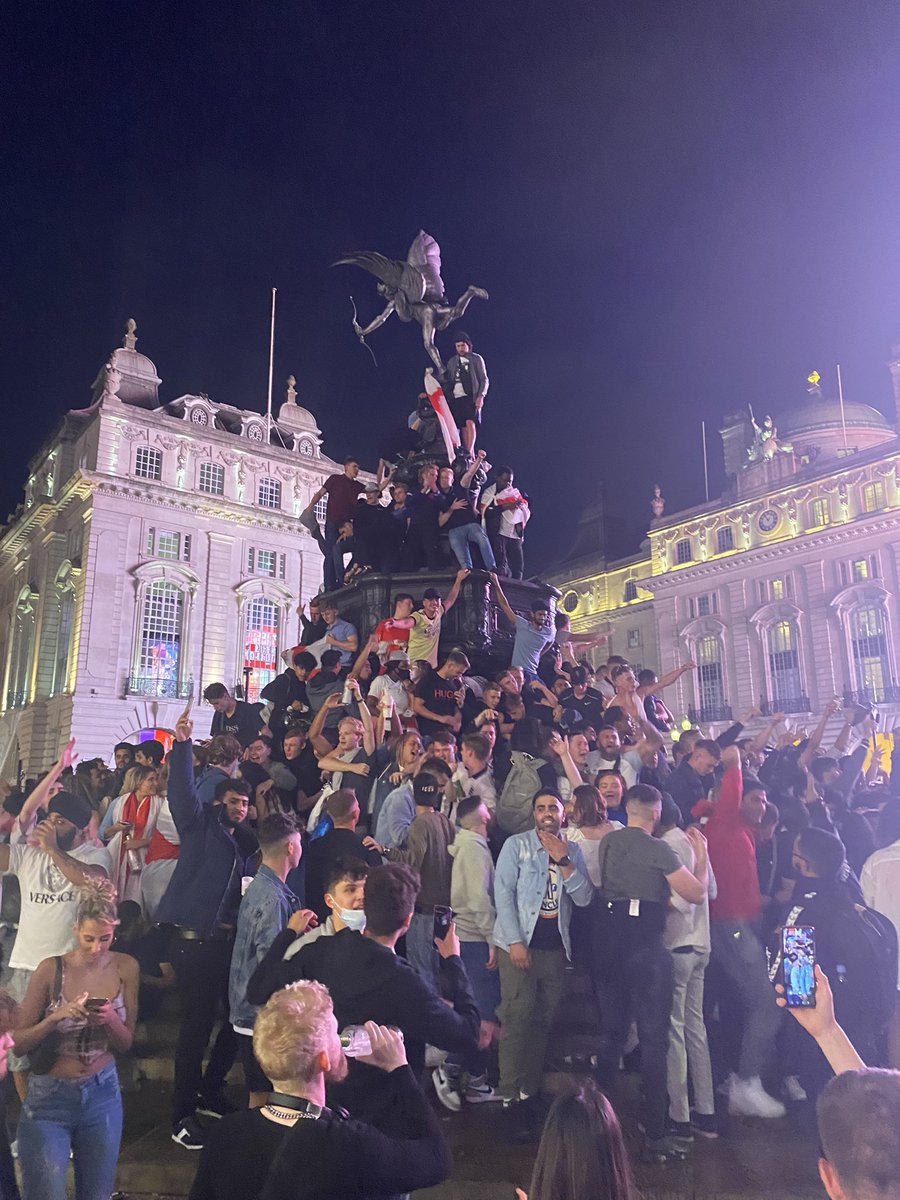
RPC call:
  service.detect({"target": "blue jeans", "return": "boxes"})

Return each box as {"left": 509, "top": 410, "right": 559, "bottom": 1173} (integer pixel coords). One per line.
{"left": 448, "top": 941, "right": 501, "bottom": 1075}
{"left": 18, "top": 1062, "right": 122, "bottom": 1200}
{"left": 447, "top": 524, "right": 496, "bottom": 571}
{"left": 405, "top": 912, "right": 440, "bottom": 988}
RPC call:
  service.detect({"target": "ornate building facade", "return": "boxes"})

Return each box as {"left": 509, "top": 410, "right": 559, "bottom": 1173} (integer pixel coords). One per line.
{"left": 0, "top": 323, "right": 345, "bottom": 774}
{"left": 549, "top": 356, "right": 900, "bottom": 730}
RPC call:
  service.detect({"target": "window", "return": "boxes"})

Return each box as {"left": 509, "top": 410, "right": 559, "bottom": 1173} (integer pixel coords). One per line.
{"left": 134, "top": 446, "right": 162, "bottom": 481}
{"left": 51, "top": 591, "right": 74, "bottom": 696}
{"left": 697, "top": 595, "right": 710, "bottom": 617}
{"left": 137, "top": 581, "right": 184, "bottom": 697}
{"left": 6, "top": 590, "right": 36, "bottom": 709}
{"left": 850, "top": 605, "right": 892, "bottom": 701}
{"left": 247, "top": 549, "right": 286, "bottom": 579}
{"left": 768, "top": 619, "right": 802, "bottom": 703}
{"left": 771, "top": 579, "right": 784, "bottom": 601}
{"left": 147, "top": 529, "right": 191, "bottom": 562}
{"left": 199, "top": 461, "right": 225, "bottom": 495}
{"left": 242, "top": 596, "right": 280, "bottom": 702}
{"left": 696, "top": 634, "right": 725, "bottom": 713}
{"left": 675, "top": 538, "right": 692, "bottom": 565}
{"left": 562, "top": 590, "right": 579, "bottom": 614}
{"left": 853, "top": 559, "right": 869, "bottom": 582}
{"left": 809, "top": 497, "right": 830, "bottom": 528}
{"left": 258, "top": 477, "right": 281, "bottom": 509}
{"left": 627, "top": 629, "right": 641, "bottom": 649}
{"left": 314, "top": 495, "right": 328, "bottom": 525}
{"left": 862, "top": 481, "right": 885, "bottom": 513}
{"left": 624, "top": 580, "right": 638, "bottom": 602}
{"left": 716, "top": 526, "right": 734, "bottom": 553}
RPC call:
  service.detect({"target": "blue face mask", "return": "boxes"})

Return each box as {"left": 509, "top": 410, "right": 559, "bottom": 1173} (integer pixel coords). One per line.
{"left": 339, "top": 908, "right": 366, "bottom": 932}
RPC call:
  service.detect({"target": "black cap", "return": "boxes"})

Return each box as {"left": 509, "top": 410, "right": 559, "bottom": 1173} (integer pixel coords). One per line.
{"left": 454, "top": 331, "right": 473, "bottom": 347}
{"left": 414, "top": 772, "right": 442, "bottom": 806}
{"left": 48, "top": 791, "right": 93, "bottom": 830}
{"left": 422, "top": 587, "right": 442, "bottom": 601}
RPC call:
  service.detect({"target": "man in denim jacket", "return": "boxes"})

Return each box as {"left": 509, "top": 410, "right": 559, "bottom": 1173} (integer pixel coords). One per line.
{"left": 228, "top": 812, "right": 314, "bottom": 1106}
{"left": 493, "top": 788, "right": 593, "bottom": 1131}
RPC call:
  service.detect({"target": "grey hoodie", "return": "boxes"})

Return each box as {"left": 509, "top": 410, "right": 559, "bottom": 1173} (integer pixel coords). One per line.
{"left": 449, "top": 827, "right": 496, "bottom": 943}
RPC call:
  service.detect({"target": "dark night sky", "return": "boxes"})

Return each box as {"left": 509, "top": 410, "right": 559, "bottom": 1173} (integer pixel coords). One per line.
{"left": 3, "top": 1, "right": 900, "bottom": 569}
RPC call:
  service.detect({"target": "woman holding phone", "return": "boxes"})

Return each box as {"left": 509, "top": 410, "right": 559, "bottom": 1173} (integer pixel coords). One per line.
{"left": 12, "top": 880, "right": 138, "bottom": 1200}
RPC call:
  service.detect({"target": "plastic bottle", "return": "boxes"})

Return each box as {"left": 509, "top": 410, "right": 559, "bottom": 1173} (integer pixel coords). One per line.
{"left": 339, "top": 1026, "right": 372, "bottom": 1057}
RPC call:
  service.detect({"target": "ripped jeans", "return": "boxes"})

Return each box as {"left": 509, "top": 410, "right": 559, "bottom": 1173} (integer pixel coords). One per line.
{"left": 17, "top": 1062, "right": 121, "bottom": 1200}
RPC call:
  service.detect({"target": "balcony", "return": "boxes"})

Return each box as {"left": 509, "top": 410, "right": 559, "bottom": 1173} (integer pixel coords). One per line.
{"left": 125, "top": 675, "right": 194, "bottom": 700}
{"left": 843, "top": 685, "right": 900, "bottom": 706}
{"left": 688, "top": 704, "right": 733, "bottom": 725}
{"left": 760, "top": 695, "right": 812, "bottom": 716}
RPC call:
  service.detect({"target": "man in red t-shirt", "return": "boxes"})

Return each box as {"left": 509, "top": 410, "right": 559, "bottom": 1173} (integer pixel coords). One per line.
{"left": 705, "top": 744, "right": 785, "bottom": 1119}
{"left": 310, "top": 458, "right": 364, "bottom": 590}
{"left": 374, "top": 594, "right": 416, "bottom": 662}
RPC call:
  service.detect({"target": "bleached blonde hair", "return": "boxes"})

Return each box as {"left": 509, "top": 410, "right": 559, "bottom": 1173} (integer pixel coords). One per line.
{"left": 252, "top": 980, "right": 335, "bottom": 1083}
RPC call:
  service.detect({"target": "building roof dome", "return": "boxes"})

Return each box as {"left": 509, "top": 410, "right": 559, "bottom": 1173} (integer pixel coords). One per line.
{"left": 90, "top": 319, "right": 161, "bottom": 408}
{"left": 779, "top": 398, "right": 892, "bottom": 439}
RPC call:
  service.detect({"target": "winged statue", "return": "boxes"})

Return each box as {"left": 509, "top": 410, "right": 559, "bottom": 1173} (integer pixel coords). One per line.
{"left": 334, "top": 230, "right": 488, "bottom": 373}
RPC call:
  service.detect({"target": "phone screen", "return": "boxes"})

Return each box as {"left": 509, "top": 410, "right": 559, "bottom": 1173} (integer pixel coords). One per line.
{"left": 781, "top": 925, "right": 816, "bottom": 1008}
{"left": 433, "top": 905, "right": 454, "bottom": 943}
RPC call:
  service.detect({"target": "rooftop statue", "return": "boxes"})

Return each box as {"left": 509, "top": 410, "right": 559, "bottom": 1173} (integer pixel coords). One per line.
{"left": 334, "top": 230, "right": 488, "bottom": 373}
{"left": 748, "top": 404, "right": 793, "bottom": 462}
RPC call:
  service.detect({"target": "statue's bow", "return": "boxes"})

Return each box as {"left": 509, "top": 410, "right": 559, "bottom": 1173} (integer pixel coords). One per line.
{"left": 349, "top": 296, "right": 378, "bottom": 367}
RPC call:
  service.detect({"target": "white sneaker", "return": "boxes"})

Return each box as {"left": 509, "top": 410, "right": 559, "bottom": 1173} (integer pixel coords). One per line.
{"left": 425, "top": 1044, "right": 448, "bottom": 1069}
{"left": 728, "top": 1075, "right": 786, "bottom": 1119}
{"left": 432, "top": 1065, "right": 462, "bottom": 1112}
{"left": 465, "top": 1073, "right": 502, "bottom": 1104}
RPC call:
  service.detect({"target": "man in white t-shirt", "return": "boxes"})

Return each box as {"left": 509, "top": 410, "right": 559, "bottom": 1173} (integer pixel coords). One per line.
{"left": 0, "top": 750, "right": 110, "bottom": 1090}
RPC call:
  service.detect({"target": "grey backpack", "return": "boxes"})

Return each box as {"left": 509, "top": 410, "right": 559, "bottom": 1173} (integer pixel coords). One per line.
{"left": 496, "top": 752, "right": 547, "bottom": 834}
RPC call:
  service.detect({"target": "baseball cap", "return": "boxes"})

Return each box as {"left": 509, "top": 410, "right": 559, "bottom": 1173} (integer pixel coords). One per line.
{"left": 48, "top": 791, "right": 93, "bottom": 830}
{"left": 387, "top": 650, "right": 410, "bottom": 664}
{"left": 364, "top": 482, "right": 380, "bottom": 494}
{"left": 422, "top": 587, "right": 442, "bottom": 601}
{"left": 414, "top": 773, "right": 442, "bottom": 806}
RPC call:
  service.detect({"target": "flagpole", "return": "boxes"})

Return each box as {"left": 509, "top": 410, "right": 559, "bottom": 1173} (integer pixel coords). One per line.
{"left": 265, "top": 287, "right": 277, "bottom": 445}
{"left": 701, "top": 420, "right": 709, "bottom": 502}
{"left": 836, "top": 363, "right": 848, "bottom": 453}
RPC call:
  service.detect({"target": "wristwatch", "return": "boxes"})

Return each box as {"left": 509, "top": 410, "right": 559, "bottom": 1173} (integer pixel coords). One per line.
{"left": 556, "top": 855, "right": 571, "bottom": 868}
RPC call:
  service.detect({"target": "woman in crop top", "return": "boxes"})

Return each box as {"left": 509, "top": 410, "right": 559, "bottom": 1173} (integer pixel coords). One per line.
{"left": 12, "top": 880, "right": 138, "bottom": 1200}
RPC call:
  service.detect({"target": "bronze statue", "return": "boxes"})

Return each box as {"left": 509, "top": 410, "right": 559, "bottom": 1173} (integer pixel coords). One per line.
{"left": 334, "top": 230, "right": 488, "bottom": 373}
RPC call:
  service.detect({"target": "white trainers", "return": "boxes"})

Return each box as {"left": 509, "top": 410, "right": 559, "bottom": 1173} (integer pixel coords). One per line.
{"left": 465, "top": 1073, "right": 502, "bottom": 1104}
{"left": 728, "top": 1075, "right": 786, "bottom": 1119}
{"left": 424, "top": 1044, "right": 448, "bottom": 1069}
{"left": 432, "top": 1065, "right": 462, "bottom": 1112}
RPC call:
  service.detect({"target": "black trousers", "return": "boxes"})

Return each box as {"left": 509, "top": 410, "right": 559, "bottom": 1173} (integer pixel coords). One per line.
{"left": 170, "top": 937, "right": 238, "bottom": 1126}
{"left": 497, "top": 535, "right": 524, "bottom": 579}
{"left": 590, "top": 940, "right": 674, "bottom": 1141}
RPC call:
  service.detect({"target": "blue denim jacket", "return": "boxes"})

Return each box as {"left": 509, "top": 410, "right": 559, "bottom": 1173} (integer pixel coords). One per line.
{"left": 493, "top": 829, "right": 593, "bottom": 960}
{"left": 229, "top": 864, "right": 301, "bottom": 1030}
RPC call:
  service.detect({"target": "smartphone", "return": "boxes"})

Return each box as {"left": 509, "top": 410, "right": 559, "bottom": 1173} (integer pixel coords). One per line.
{"left": 84, "top": 998, "right": 107, "bottom": 1013}
{"left": 781, "top": 925, "right": 817, "bottom": 1008}
{"left": 433, "top": 905, "right": 454, "bottom": 942}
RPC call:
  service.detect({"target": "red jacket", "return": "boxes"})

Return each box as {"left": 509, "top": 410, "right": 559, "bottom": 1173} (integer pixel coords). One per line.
{"left": 705, "top": 764, "right": 761, "bottom": 923}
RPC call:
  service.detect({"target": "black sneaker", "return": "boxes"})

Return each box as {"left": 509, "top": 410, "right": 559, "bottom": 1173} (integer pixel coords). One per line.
{"left": 690, "top": 1110, "right": 720, "bottom": 1139}
{"left": 171, "top": 1115, "right": 205, "bottom": 1150}
{"left": 196, "top": 1091, "right": 238, "bottom": 1119}
{"left": 641, "top": 1135, "right": 689, "bottom": 1164}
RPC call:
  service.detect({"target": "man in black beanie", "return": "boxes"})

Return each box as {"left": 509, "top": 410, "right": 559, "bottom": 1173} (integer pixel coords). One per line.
{"left": 0, "top": 749, "right": 110, "bottom": 1095}
{"left": 442, "top": 332, "right": 489, "bottom": 458}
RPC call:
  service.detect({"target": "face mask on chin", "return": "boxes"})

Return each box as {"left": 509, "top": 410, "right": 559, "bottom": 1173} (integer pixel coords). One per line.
{"left": 338, "top": 908, "right": 367, "bottom": 932}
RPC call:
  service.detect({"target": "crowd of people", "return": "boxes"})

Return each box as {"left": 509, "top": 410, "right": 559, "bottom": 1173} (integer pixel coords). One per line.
{"left": 0, "top": 517, "right": 898, "bottom": 1195}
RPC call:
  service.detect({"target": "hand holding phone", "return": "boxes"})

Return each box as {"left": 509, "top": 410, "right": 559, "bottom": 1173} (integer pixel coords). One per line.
{"left": 433, "top": 905, "right": 454, "bottom": 943}
{"left": 780, "top": 925, "right": 817, "bottom": 1008}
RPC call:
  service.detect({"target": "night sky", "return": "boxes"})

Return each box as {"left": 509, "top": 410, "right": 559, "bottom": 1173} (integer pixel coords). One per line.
{"left": 4, "top": 1, "right": 900, "bottom": 569}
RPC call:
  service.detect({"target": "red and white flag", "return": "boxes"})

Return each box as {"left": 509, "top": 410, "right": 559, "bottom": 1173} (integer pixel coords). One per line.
{"left": 423, "top": 370, "right": 459, "bottom": 463}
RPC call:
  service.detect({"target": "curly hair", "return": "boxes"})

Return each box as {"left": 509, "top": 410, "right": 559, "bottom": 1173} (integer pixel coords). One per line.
{"left": 75, "top": 878, "right": 119, "bottom": 929}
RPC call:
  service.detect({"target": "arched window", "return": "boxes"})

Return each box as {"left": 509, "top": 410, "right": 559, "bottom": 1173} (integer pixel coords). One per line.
{"left": 135, "top": 581, "right": 184, "bottom": 698}
{"left": 696, "top": 633, "right": 725, "bottom": 715}
{"left": 6, "top": 588, "right": 36, "bottom": 709}
{"left": 850, "top": 604, "right": 892, "bottom": 702}
{"left": 51, "top": 576, "right": 75, "bottom": 698}
{"left": 767, "top": 619, "right": 802, "bottom": 704}
{"left": 241, "top": 596, "right": 281, "bottom": 702}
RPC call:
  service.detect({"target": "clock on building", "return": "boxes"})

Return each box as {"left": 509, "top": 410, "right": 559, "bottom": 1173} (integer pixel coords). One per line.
{"left": 190, "top": 407, "right": 209, "bottom": 426}
{"left": 246, "top": 423, "right": 264, "bottom": 442}
{"left": 758, "top": 508, "right": 779, "bottom": 532}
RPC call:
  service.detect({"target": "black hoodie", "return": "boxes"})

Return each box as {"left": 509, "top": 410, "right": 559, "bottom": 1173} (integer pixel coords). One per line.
{"left": 247, "top": 927, "right": 479, "bottom": 1128}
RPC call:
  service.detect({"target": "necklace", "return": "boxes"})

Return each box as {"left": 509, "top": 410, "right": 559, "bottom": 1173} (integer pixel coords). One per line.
{"left": 262, "top": 1093, "right": 323, "bottom": 1122}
